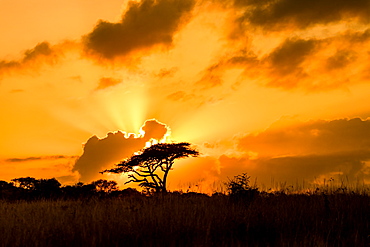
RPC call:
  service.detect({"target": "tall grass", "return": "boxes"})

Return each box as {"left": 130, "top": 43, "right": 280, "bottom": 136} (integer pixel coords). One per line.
{"left": 0, "top": 190, "right": 369, "bottom": 247}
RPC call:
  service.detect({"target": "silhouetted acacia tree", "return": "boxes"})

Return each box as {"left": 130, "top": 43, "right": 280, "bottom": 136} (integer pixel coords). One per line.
{"left": 102, "top": 142, "right": 199, "bottom": 193}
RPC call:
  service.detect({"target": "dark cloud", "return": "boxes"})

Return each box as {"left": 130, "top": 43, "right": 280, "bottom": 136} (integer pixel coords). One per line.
{"left": 254, "top": 151, "right": 369, "bottom": 182}
{"left": 239, "top": 118, "right": 370, "bottom": 156}
{"left": 5, "top": 157, "right": 42, "bottom": 162}
{"left": 219, "top": 151, "right": 370, "bottom": 187}
{"left": 5, "top": 155, "right": 77, "bottom": 163}
{"left": 0, "top": 42, "right": 58, "bottom": 75}
{"left": 348, "top": 28, "right": 370, "bottom": 43}
{"left": 233, "top": 0, "right": 274, "bottom": 8}
{"left": 236, "top": 0, "right": 370, "bottom": 30}
{"left": 222, "top": 118, "right": 370, "bottom": 185}
{"left": 258, "top": 37, "right": 320, "bottom": 89}
{"left": 267, "top": 38, "right": 316, "bottom": 76}
{"left": 23, "top": 42, "right": 53, "bottom": 61}
{"left": 95, "top": 77, "right": 122, "bottom": 90}
{"left": 0, "top": 60, "right": 20, "bottom": 72}
{"left": 210, "top": 28, "right": 370, "bottom": 91}
{"left": 84, "top": 0, "right": 196, "bottom": 59}
{"left": 218, "top": 2, "right": 370, "bottom": 91}
{"left": 325, "top": 50, "right": 358, "bottom": 70}
{"left": 72, "top": 119, "right": 169, "bottom": 182}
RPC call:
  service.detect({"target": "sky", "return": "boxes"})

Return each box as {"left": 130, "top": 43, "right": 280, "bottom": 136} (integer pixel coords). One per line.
{"left": 1, "top": 0, "right": 370, "bottom": 192}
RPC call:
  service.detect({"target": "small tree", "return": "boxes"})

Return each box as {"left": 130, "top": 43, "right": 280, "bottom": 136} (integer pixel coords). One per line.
{"left": 102, "top": 142, "right": 199, "bottom": 193}
{"left": 225, "top": 173, "right": 259, "bottom": 201}
{"left": 92, "top": 179, "right": 118, "bottom": 193}
{"left": 225, "top": 173, "right": 251, "bottom": 195}
{"left": 11, "top": 177, "right": 38, "bottom": 190}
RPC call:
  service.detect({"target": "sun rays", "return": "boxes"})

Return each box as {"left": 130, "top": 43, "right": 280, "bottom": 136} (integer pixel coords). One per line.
{"left": 1, "top": 0, "right": 370, "bottom": 189}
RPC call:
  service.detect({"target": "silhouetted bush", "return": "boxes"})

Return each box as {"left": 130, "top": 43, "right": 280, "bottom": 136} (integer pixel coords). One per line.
{"left": 91, "top": 179, "right": 118, "bottom": 194}
{"left": 225, "top": 173, "right": 260, "bottom": 203}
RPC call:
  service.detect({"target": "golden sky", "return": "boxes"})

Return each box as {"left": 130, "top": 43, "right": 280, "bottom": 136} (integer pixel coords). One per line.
{"left": 1, "top": 0, "right": 370, "bottom": 191}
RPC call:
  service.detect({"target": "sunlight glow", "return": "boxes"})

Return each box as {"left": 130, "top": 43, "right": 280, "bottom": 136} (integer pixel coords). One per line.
{"left": 1, "top": 0, "right": 370, "bottom": 189}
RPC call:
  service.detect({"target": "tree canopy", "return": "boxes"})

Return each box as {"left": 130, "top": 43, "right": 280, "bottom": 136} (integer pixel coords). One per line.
{"left": 102, "top": 142, "right": 199, "bottom": 193}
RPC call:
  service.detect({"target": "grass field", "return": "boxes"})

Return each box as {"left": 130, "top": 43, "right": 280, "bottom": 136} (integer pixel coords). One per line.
{"left": 0, "top": 189, "right": 369, "bottom": 247}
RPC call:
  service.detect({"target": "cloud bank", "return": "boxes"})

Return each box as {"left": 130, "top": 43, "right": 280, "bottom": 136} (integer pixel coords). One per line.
{"left": 84, "top": 0, "right": 196, "bottom": 59}
{"left": 235, "top": 0, "right": 370, "bottom": 30}
{"left": 215, "top": 118, "right": 370, "bottom": 186}
{"left": 72, "top": 119, "right": 169, "bottom": 182}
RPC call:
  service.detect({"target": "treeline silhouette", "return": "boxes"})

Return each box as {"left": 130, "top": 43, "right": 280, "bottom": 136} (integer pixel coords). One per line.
{"left": 0, "top": 173, "right": 260, "bottom": 201}
{"left": 0, "top": 177, "right": 143, "bottom": 200}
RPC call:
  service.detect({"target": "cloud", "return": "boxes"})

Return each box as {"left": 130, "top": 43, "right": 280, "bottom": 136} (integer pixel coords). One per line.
{"left": 217, "top": 118, "right": 370, "bottom": 185}
{"left": 5, "top": 155, "right": 77, "bottom": 163}
{"left": 263, "top": 31, "right": 370, "bottom": 90}
{"left": 140, "top": 119, "right": 169, "bottom": 140}
{"left": 239, "top": 118, "right": 370, "bottom": 156}
{"left": 218, "top": 152, "right": 370, "bottom": 187}
{"left": 325, "top": 49, "right": 358, "bottom": 70}
{"left": 23, "top": 42, "right": 54, "bottom": 61}
{"left": 205, "top": 27, "right": 370, "bottom": 91}
{"left": 0, "top": 42, "right": 59, "bottom": 76}
{"left": 167, "top": 91, "right": 194, "bottom": 101}
{"left": 204, "top": 0, "right": 370, "bottom": 92}
{"left": 236, "top": 0, "right": 370, "bottom": 30}
{"left": 83, "top": 0, "right": 196, "bottom": 59}
{"left": 154, "top": 67, "right": 178, "bottom": 78}
{"left": 349, "top": 28, "right": 370, "bottom": 43}
{"left": 266, "top": 38, "right": 317, "bottom": 76}
{"left": 254, "top": 151, "right": 370, "bottom": 182}
{"left": 196, "top": 50, "right": 258, "bottom": 89}
{"left": 72, "top": 119, "right": 169, "bottom": 182}
{"left": 95, "top": 77, "right": 122, "bottom": 90}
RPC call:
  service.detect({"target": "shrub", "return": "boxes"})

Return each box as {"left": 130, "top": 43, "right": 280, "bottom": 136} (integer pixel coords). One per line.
{"left": 225, "top": 173, "right": 259, "bottom": 201}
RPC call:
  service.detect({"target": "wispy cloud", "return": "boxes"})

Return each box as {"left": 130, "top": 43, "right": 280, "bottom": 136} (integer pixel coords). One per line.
{"left": 5, "top": 155, "right": 78, "bottom": 163}
{"left": 95, "top": 77, "right": 122, "bottom": 90}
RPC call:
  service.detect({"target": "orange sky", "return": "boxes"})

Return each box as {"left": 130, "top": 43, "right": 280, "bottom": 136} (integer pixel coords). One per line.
{"left": 1, "top": 0, "right": 370, "bottom": 192}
